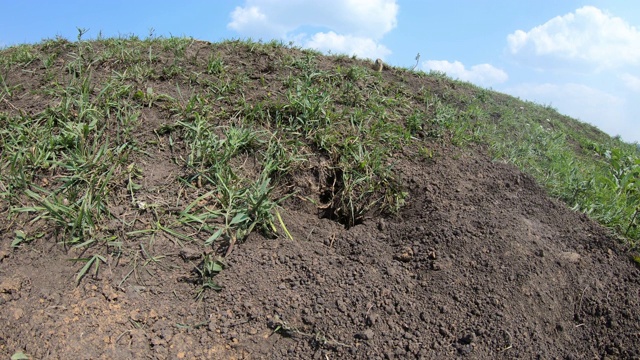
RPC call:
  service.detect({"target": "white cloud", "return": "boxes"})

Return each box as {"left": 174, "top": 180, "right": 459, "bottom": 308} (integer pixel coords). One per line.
{"left": 504, "top": 83, "right": 633, "bottom": 139}
{"left": 422, "top": 60, "right": 508, "bottom": 86}
{"left": 227, "top": 0, "right": 398, "bottom": 59}
{"left": 229, "top": 6, "right": 265, "bottom": 30}
{"left": 304, "top": 32, "right": 391, "bottom": 59}
{"left": 619, "top": 73, "right": 640, "bottom": 92}
{"left": 228, "top": 6, "right": 289, "bottom": 38}
{"left": 507, "top": 6, "right": 640, "bottom": 69}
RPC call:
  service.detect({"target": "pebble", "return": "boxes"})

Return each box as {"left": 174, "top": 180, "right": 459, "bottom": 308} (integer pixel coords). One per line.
{"left": 357, "top": 329, "right": 374, "bottom": 340}
{"left": 439, "top": 326, "right": 451, "bottom": 337}
{"left": 208, "top": 320, "right": 217, "bottom": 332}
{"left": 366, "top": 313, "right": 379, "bottom": 326}
{"left": 559, "top": 252, "right": 580, "bottom": 263}
{"left": 12, "top": 307, "right": 24, "bottom": 320}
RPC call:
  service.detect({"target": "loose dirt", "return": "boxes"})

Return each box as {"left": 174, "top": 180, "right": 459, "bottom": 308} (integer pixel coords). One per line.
{"left": 1, "top": 39, "right": 639, "bottom": 359}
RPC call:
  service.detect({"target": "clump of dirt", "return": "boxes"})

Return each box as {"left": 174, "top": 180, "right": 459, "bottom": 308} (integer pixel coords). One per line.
{"left": 1, "top": 38, "right": 639, "bottom": 359}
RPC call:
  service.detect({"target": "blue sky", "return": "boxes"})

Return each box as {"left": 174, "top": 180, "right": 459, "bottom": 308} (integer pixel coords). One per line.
{"left": 2, "top": 1, "right": 639, "bottom": 143}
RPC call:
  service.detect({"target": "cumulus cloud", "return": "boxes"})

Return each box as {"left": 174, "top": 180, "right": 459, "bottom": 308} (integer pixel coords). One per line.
{"left": 304, "top": 31, "right": 391, "bottom": 59}
{"left": 228, "top": 6, "right": 288, "bottom": 38}
{"left": 227, "top": 0, "right": 398, "bottom": 59}
{"left": 422, "top": 60, "right": 508, "bottom": 86}
{"left": 619, "top": 73, "right": 640, "bottom": 92}
{"left": 507, "top": 6, "right": 640, "bottom": 69}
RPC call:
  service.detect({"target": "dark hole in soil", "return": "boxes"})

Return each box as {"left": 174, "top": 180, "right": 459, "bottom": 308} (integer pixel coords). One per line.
{"left": 317, "top": 168, "right": 363, "bottom": 229}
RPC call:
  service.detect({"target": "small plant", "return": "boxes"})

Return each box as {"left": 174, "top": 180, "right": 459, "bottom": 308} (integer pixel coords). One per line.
{"left": 269, "top": 315, "right": 352, "bottom": 348}
{"left": 203, "top": 171, "right": 279, "bottom": 256}
{"left": 406, "top": 111, "right": 425, "bottom": 135}
{"left": 345, "top": 65, "right": 367, "bottom": 81}
{"left": 419, "top": 146, "right": 435, "bottom": 161}
{"left": 71, "top": 254, "right": 106, "bottom": 285}
{"left": 194, "top": 253, "right": 225, "bottom": 300}
{"left": 76, "top": 27, "right": 90, "bottom": 41}
{"left": 632, "top": 254, "right": 640, "bottom": 266}
{"left": 411, "top": 52, "right": 420, "bottom": 71}
{"left": 206, "top": 54, "right": 225, "bottom": 75}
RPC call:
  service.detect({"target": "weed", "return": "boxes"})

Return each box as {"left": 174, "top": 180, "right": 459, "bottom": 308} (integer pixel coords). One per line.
{"left": 406, "top": 110, "right": 426, "bottom": 135}
{"left": 206, "top": 54, "right": 225, "bottom": 75}
{"left": 194, "top": 253, "right": 225, "bottom": 300}
{"left": 71, "top": 254, "right": 106, "bottom": 285}
{"left": 269, "top": 315, "right": 352, "bottom": 348}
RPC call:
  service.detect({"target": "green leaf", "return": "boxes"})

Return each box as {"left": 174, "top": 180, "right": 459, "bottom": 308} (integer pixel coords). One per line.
{"left": 74, "top": 256, "right": 96, "bottom": 285}
{"left": 11, "top": 352, "right": 30, "bottom": 360}
{"left": 134, "top": 89, "right": 144, "bottom": 100}
{"left": 11, "top": 230, "right": 27, "bottom": 248}
{"left": 202, "top": 280, "right": 222, "bottom": 291}
{"left": 72, "top": 255, "right": 105, "bottom": 285}
{"left": 206, "top": 261, "right": 223, "bottom": 273}
{"left": 128, "top": 181, "right": 142, "bottom": 190}
{"left": 205, "top": 228, "right": 224, "bottom": 246}
{"left": 230, "top": 212, "right": 249, "bottom": 225}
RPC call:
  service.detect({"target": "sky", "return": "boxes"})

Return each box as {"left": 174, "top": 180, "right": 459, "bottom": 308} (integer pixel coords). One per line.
{"left": 2, "top": 1, "right": 639, "bottom": 143}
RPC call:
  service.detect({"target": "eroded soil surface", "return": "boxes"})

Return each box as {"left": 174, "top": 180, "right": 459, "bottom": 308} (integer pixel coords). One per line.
{"left": 3, "top": 147, "right": 639, "bottom": 359}
{"left": 1, "top": 39, "right": 639, "bottom": 359}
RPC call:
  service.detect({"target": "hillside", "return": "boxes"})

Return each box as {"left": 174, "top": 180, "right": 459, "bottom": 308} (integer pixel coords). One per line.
{"left": 1, "top": 36, "right": 639, "bottom": 359}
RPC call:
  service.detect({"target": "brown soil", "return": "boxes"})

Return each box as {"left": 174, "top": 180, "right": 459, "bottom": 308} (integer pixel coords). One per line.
{"left": 1, "top": 39, "right": 639, "bottom": 359}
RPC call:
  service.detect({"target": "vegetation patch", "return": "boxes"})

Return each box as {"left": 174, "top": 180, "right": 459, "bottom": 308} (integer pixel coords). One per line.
{"left": 1, "top": 34, "right": 639, "bottom": 294}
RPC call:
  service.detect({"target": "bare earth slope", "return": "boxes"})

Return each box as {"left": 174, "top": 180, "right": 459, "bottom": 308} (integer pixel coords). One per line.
{"left": 1, "top": 38, "right": 639, "bottom": 359}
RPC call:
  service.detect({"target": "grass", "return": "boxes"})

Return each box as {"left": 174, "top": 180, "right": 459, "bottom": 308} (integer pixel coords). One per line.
{"left": 441, "top": 84, "right": 640, "bottom": 241}
{"left": 1, "top": 34, "right": 639, "bottom": 295}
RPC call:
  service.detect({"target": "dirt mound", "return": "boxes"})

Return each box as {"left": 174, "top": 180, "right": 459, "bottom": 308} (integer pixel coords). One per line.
{"left": 3, "top": 147, "right": 639, "bottom": 359}
{"left": 1, "top": 38, "right": 639, "bottom": 359}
